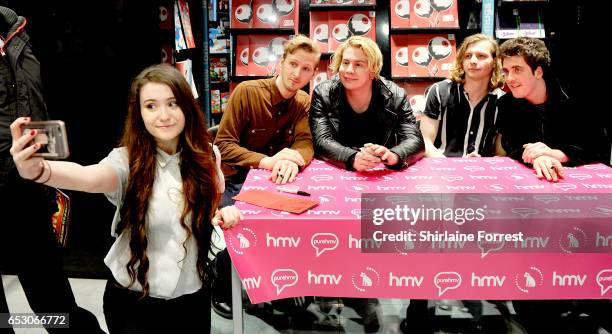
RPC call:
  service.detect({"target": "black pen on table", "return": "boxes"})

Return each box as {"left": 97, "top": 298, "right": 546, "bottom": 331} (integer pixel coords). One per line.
{"left": 277, "top": 187, "right": 311, "bottom": 196}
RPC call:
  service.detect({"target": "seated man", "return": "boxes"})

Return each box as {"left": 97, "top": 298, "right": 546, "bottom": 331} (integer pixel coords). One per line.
{"left": 309, "top": 36, "right": 424, "bottom": 333}
{"left": 497, "top": 37, "right": 605, "bottom": 181}
{"left": 421, "top": 33, "right": 504, "bottom": 158}
{"left": 401, "top": 33, "right": 505, "bottom": 334}
{"left": 310, "top": 36, "right": 424, "bottom": 171}
{"left": 211, "top": 35, "right": 320, "bottom": 322}
{"left": 214, "top": 35, "right": 320, "bottom": 207}
{"left": 498, "top": 37, "right": 611, "bottom": 334}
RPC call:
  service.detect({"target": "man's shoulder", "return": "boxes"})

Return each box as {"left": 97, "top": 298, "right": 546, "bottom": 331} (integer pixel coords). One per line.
{"left": 234, "top": 78, "right": 273, "bottom": 94}
{"left": 497, "top": 92, "right": 519, "bottom": 107}
{"left": 294, "top": 89, "right": 311, "bottom": 104}
{"left": 314, "top": 75, "right": 340, "bottom": 94}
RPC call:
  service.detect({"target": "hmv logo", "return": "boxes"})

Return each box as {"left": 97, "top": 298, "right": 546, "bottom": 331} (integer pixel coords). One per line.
{"left": 596, "top": 232, "right": 612, "bottom": 247}
{"left": 404, "top": 176, "right": 433, "bottom": 180}
{"left": 581, "top": 183, "right": 612, "bottom": 189}
{"left": 266, "top": 233, "right": 300, "bottom": 248}
{"left": 471, "top": 273, "right": 506, "bottom": 287}
{"left": 307, "top": 185, "right": 337, "bottom": 191}
{"left": 470, "top": 175, "right": 498, "bottom": 180}
{"left": 565, "top": 195, "right": 598, "bottom": 201}
{"left": 242, "top": 276, "right": 261, "bottom": 290}
{"left": 243, "top": 186, "right": 268, "bottom": 190}
{"left": 307, "top": 210, "right": 341, "bottom": 215}
{"left": 308, "top": 270, "right": 342, "bottom": 285}
{"left": 377, "top": 185, "right": 408, "bottom": 191}
{"left": 514, "top": 185, "right": 545, "bottom": 190}
{"left": 389, "top": 272, "right": 424, "bottom": 287}
{"left": 341, "top": 176, "right": 368, "bottom": 181}
{"left": 430, "top": 167, "right": 456, "bottom": 171}
{"left": 348, "top": 234, "right": 382, "bottom": 249}
{"left": 446, "top": 185, "right": 476, "bottom": 191}
{"left": 492, "top": 196, "right": 524, "bottom": 202}
{"left": 545, "top": 208, "right": 581, "bottom": 214}
{"left": 514, "top": 236, "right": 549, "bottom": 248}
{"left": 491, "top": 166, "right": 518, "bottom": 171}
{"left": 344, "top": 196, "right": 375, "bottom": 203}
{"left": 553, "top": 272, "right": 587, "bottom": 286}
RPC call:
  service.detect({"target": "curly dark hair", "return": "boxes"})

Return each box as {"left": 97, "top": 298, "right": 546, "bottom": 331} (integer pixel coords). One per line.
{"left": 500, "top": 37, "right": 551, "bottom": 73}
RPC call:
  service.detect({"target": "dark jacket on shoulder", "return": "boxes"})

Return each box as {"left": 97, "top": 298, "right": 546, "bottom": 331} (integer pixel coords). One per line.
{"left": 309, "top": 75, "right": 424, "bottom": 170}
{"left": 498, "top": 78, "right": 607, "bottom": 166}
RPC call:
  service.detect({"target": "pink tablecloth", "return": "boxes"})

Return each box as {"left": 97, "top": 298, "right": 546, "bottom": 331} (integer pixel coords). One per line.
{"left": 226, "top": 157, "right": 612, "bottom": 303}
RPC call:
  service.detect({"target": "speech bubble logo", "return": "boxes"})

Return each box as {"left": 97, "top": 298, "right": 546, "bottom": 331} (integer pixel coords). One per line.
{"left": 597, "top": 270, "right": 612, "bottom": 296}
{"left": 511, "top": 207, "right": 540, "bottom": 218}
{"left": 552, "top": 183, "right": 578, "bottom": 192}
{"left": 464, "top": 165, "right": 486, "bottom": 172}
{"left": 385, "top": 195, "right": 412, "bottom": 205}
{"left": 415, "top": 184, "right": 439, "bottom": 193}
{"left": 311, "top": 174, "right": 333, "bottom": 182}
{"left": 434, "top": 272, "right": 462, "bottom": 296}
{"left": 311, "top": 233, "right": 339, "bottom": 257}
{"left": 271, "top": 269, "right": 299, "bottom": 295}
{"left": 441, "top": 175, "right": 463, "bottom": 182}
{"left": 533, "top": 194, "right": 560, "bottom": 204}
{"left": 351, "top": 208, "right": 373, "bottom": 220}
{"left": 568, "top": 173, "right": 592, "bottom": 181}
{"left": 477, "top": 239, "right": 505, "bottom": 258}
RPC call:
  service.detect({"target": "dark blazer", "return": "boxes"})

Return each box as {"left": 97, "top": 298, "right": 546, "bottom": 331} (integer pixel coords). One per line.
{"left": 309, "top": 75, "right": 424, "bottom": 170}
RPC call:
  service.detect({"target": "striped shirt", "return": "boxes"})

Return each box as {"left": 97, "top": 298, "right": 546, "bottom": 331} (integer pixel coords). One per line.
{"left": 423, "top": 79, "right": 503, "bottom": 157}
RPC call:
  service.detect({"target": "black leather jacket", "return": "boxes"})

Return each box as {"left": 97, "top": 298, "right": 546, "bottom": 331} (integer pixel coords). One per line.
{"left": 309, "top": 75, "right": 424, "bottom": 170}
{"left": 1, "top": 8, "right": 49, "bottom": 187}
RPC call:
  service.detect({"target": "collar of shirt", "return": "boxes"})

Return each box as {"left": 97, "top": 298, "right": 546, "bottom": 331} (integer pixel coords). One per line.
{"left": 268, "top": 76, "right": 289, "bottom": 109}
{"left": 156, "top": 148, "right": 181, "bottom": 168}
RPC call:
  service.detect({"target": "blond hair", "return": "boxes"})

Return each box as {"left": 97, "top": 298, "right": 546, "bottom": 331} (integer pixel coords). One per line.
{"left": 330, "top": 36, "right": 383, "bottom": 79}
{"left": 282, "top": 34, "right": 321, "bottom": 65}
{"left": 449, "top": 34, "right": 503, "bottom": 90}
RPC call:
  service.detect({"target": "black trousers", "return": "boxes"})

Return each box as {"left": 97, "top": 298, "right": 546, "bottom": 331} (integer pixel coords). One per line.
{"left": 0, "top": 165, "right": 104, "bottom": 333}
{"left": 103, "top": 278, "right": 211, "bottom": 334}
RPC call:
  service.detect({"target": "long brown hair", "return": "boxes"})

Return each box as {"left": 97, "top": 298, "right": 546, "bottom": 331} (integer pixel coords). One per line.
{"left": 118, "top": 64, "right": 219, "bottom": 297}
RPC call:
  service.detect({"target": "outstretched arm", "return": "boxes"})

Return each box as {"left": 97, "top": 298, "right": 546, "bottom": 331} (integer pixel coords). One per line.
{"left": 10, "top": 117, "right": 118, "bottom": 193}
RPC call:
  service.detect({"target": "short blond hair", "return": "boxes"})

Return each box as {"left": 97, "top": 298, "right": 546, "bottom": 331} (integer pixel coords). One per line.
{"left": 283, "top": 34, "right": 321, "bottom": 65}
{"left": 330, "top": 36, "right": 382, "bottom": 79}
{"left": 449, "top": 34, "right": 503, "bottom": 90}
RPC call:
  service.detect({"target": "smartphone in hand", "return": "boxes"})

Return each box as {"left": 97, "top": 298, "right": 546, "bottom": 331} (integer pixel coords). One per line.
{"left": 23, "top": 120, "right": 70, "bottom": 159}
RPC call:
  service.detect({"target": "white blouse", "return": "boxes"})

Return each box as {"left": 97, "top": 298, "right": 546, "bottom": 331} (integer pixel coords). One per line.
{"left": 100, "top": 145, "right": 224, "bottom": 299}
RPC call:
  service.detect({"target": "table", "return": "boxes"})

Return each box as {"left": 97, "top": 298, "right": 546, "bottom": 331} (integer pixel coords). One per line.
{"left": 225, "top": 157, "right": 612, "bottom": 305}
